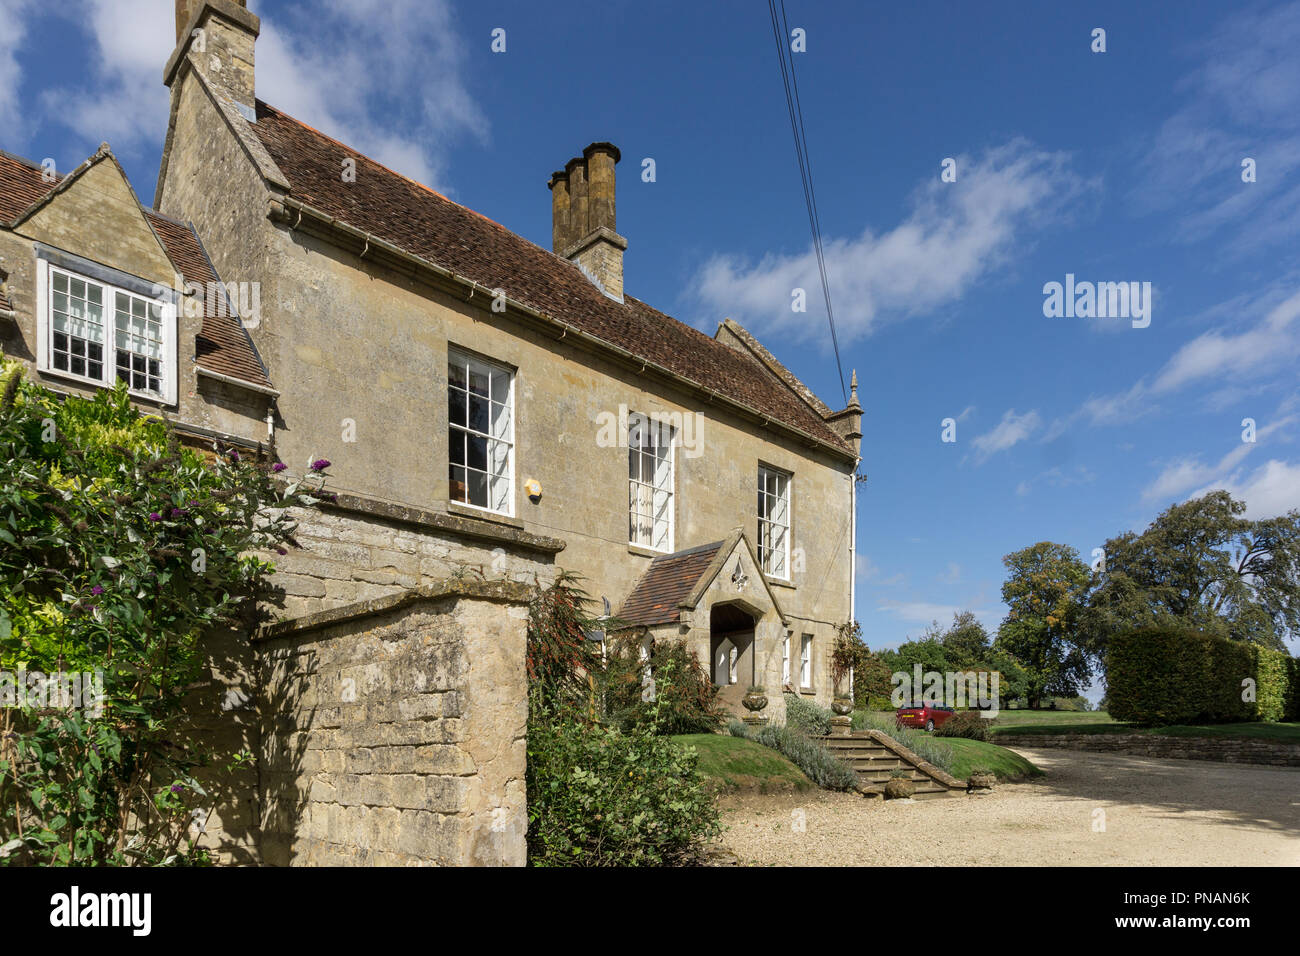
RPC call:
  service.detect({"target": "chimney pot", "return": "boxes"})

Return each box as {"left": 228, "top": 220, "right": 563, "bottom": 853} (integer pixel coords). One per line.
{"left": 548, "top": 142, "right": 626, "bottom": 302}
{"left": 547, "top": 170, "right": 570, "bottom": 254}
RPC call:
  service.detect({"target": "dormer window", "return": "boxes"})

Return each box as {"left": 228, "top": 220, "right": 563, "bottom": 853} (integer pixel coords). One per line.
{"left": 36, "top": 258, "right": 177, "bottom": 404}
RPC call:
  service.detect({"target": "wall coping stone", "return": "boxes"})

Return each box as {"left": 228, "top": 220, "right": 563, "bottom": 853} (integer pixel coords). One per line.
{"left": 255, "top": 578, "right": 532, "bottom": 643}
{"left": 320, "top": 490, "right": 566, "bottom": 556}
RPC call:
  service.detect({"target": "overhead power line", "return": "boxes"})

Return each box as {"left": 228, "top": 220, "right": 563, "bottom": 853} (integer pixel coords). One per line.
{"left": 766, "top": 0, "right": 848, "bottom": 406}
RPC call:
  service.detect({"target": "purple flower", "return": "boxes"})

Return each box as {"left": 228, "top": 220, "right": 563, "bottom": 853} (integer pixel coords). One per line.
{"left": 90, "top": 585, "right": 104, "bottom": 596}
{"left": 171, "top": 508, "right": 188, "bottom": 518}
{"left": 310, "top": 459, "right": 331, "bottom": 472}
{"left": 272, "top": 462, "right": 287, "bottom": 473}
{"left": 149, "top": 512, "right": 161, "bottom": 522}
{"left": 170, "top": 784, "right": 183, "bottom": 794}
{"left": 188, "top": 500, "right": 200, "bottom": 507}
{"left": 228, "top": 450, "right": 241, "bottom": 462}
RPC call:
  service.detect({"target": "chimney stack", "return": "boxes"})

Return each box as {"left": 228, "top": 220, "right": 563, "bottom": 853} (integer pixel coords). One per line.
{"left": 166, "top": 0, "right": 259, "bottom": 119}
{"left": 548, "top": 143, "right": 627, "bottom": 303}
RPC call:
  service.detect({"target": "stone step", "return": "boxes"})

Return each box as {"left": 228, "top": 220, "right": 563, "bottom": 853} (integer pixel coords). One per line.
{"left": 862, "top": 783, "right": 955, "bottom": 800}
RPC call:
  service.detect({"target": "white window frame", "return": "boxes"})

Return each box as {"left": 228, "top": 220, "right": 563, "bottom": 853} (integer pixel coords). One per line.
{"left": 757, "top": 465, "right": 792, "bottom": 580}
{"left": 447, "top": 349, "right": 515, "bottom": 517}
{"left": 628, "top": 411, "right": 675, "bottom": 552}
{"left": 782, "top": 634, "right": 791, "bottom": 685}
{"left": 800, "top": 634, "right": 812, "bottom": 690}
{"left": 35, "top": 259, "right": 177, "bottom": 405}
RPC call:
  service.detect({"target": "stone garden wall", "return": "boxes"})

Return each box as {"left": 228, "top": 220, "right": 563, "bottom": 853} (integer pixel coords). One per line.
{"left": 998, "top": 733, "right": 1300, "bottom": 767}
{"left": 267, "top": 492, "right": 563, "bottom": 621}
{"left": 255, "top": 579, "right": 532, "bottom": 866}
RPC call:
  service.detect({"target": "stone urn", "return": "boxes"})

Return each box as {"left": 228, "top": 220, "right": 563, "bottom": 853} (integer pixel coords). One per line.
{"left": 884, "top": 776, "right": 915, "bottom": 800}
{"left": 968, "top": 771, "right": 996, "bottom": 791}
{"left": 741, "top": 688, "right": 768, "bottom": 712}
{"left": 831, "top": 696, "right": 854, "bottom": 716}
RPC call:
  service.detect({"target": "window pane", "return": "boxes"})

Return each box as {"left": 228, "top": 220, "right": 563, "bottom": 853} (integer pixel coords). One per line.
{"left": 488, "top": 438, "right": 509, "bottom": 480}
{"left": 449, "top": 465, "right": 467, "bottom": 503}
{"left": 489, "top": 400, "right": 511, "bottom": 440}
{"left": 448, "top": 360, "right": 467, "bottom": 390}
{"left": 448, "top": 386, "right": 466, "bottom": 426}
{"left": 489, "top": 476, "right": 510, "bottom": 512}
{"left": 467, "top": 469, "right": 488, "bottom": 507}
{"left": 466, "top": 433, "right": 487, "bottom": 471}
{"left": 490, "top": 369, "right": 510, "bottom": 403}
{"left": 468, "top": 365, "right": 490, "bottom": 397}
{"left": 468, "top": 394, "right": 488, "bottom": 434}
{"left": 53, "top": 272, "right": 67, "bottom": 293}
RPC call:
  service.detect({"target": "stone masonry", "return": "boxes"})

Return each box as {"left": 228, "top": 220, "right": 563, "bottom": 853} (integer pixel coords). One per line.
{"left": 256, "top": 579, "right": 531, "bottom": 866}
{"left": 997, "top": 732, "right": 1300, "bottom": 767}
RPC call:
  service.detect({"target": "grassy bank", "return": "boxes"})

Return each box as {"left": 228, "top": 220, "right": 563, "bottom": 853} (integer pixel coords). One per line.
{"left": 671, "top": 734, "right": 814, "bottom": 794}
{"left": 927, "top": 737, "right": 1044, "bottom": 782}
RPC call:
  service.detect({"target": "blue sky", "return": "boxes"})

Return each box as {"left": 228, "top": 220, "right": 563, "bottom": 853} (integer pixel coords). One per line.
{"left": 3, "top": 1, "right": 1298, "bottom": 672}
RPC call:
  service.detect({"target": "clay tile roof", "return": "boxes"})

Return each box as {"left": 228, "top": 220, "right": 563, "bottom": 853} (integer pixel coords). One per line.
{"left": 0, "top": 150, "right": 60, "bottom": 221}
{"left": 0, "top": 150, "right": 270, "bottom": 391}
{"left": 144, "top": 211, "right": 272, "bottom": 390}
{"left": 618, "top": 541, "right": 724, "bottom": 627}
{"left": 249, "top": 101, "right": 851, "bottom": 455}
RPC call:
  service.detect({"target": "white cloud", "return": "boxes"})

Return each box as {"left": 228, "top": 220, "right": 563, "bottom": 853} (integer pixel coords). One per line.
{"left": 0, "top": 0, "right": 35, "bottom": 138}
{"left": 1143, "top": 413, "right": 1299, "bottom": 513}
{"left": 970, "top": 408, "right": 1041, "bottom": 463}
{"left": 257, "top": 0, "right": 488, "bottom": 193}
{"left": 691, "top": 139, "right": 1088, "bottom": 342}
{"left": 1134, "top": 2, "right": 1300, "bottom": 251}
{"left": 1150, "top": 289, "right": 1300, "bottom": 395}
{"left": 39, "top": 0, "right": 487, "bottom": 193}
{"left": 1207, "top": 460, "right": 1300, "bottom": 518}
{"left": 1048, "top": 284, "right": 1300, "bottom": 438}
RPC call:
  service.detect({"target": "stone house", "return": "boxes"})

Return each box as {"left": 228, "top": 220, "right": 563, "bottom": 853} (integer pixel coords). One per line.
{"left": 154, "top": 0, "right": 862, "bottom": 723}
{"left": 0, "top": 0, "right": 862, "bottom": 863}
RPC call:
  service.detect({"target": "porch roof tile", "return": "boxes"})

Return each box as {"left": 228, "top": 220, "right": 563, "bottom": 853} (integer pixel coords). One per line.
{"left": 618, "top": 541, "right": 724, "bottom": 627}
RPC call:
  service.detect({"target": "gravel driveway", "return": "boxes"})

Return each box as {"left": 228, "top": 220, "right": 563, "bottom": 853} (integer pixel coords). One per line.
{"left": 717, "top": 748, "right": 1300, "bottom": 866}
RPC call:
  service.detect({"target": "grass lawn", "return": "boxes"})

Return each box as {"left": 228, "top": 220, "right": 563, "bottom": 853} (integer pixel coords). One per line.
{"left": 671, "top": 733, "right": 814, "bottom": 794}
{"left": 923, "top": 737, "right": 1044, "bottom": 783}
{"left": 991, "top": 710, "right": 1119, "bottom": 730}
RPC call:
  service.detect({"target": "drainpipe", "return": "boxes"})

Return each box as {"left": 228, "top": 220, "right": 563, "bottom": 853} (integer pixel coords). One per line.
{"left": 849, "top": 457, "right": 859, "bottom": 622}
{"left": 849, "top": 459, "right": 858, "bottom": 700}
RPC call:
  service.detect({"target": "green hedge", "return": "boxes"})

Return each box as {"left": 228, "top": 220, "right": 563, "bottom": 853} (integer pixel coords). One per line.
{"left": 1107, "top": 627, "right": 1300, "bottom": 725}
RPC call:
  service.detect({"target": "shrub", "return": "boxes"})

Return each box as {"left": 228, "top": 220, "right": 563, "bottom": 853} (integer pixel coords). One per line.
{"left": 727, "top": 718, "right": 749, "bottom": 739}
{"left": 604, "top": 635, "right": 723, "bottom": 735}
{"left": 526, "top": 572, "right": 604, "bottom": 721}
{"left": 526, "top": 717, "right": 719, "bottom": 866}
{"left": 523, "top": 575, "right": 720, "bottom": 865}
{"left": 784, "top": 692, "right": 832, "bottom": 736}
{"left": 933, "top": 710, "right": 993, "bottom": 741}
{"left": 0, "top": 366, "right": 321, "bottom": 865}
{"left": 751, "top": 723, "right": 858, "bottom": 791}
{"left": 1107, "top": 626, "right": 1300, "bottom": 725}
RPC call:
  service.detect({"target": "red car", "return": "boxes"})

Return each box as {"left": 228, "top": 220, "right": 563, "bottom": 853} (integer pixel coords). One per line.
{"left": 895, "top": 702, "right": 956, "bottom": 732}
